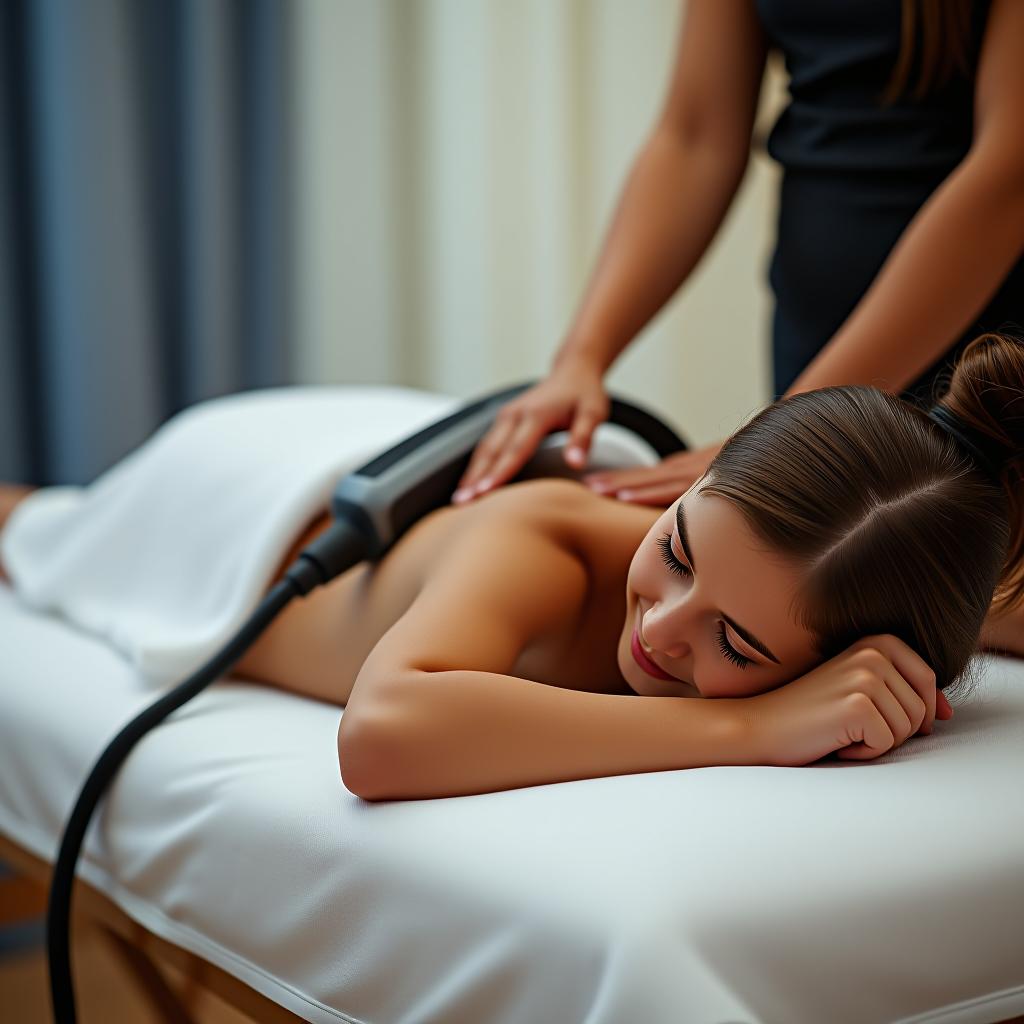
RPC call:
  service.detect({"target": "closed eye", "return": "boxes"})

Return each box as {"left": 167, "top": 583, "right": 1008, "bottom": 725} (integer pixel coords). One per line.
{"left": 657, "top": 532, "right": 691, "bottom": 578}
{"left": 655, "top": 532, "right": 752, "bottom": 669}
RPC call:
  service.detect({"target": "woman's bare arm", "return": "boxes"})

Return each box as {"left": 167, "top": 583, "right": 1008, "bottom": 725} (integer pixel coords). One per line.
{"left": 337, "top": 480, "right": 751, "bottom": 800}
{"left": 341, "top": 666, "right": 750, "bottom": 801}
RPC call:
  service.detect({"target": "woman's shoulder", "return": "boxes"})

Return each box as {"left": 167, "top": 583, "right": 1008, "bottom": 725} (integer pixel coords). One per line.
{"left": 471, "top": 475, "right": 647, "bottom": 516}
{"left": 473, "top": 477, "right": 595, "bottom": 520}
{"left": 468, "top": 476, "right": 650, "bottom": 526}
{"left": 454, "top": 477, "right": 659, "bottom": 566}
{"left": 405, "top": 477, "right": 659, "bottom": 582}
{"left": 354, "top": 477, "right": 657, "bottom": 686}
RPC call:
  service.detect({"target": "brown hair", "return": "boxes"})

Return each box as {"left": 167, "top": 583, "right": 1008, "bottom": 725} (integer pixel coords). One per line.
{"left": 701, "top": 332, "right": 1024, "bottom": 699}
{"left": 883, "top": 0, "right": 973, "bottom": 104}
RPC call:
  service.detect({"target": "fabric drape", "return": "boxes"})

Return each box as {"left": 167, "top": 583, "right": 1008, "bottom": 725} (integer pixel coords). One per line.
{"left": 0, "top": 0, "right": 292, "bottom": 485}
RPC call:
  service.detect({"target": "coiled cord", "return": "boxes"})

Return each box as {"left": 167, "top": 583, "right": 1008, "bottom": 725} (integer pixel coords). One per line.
{"left": 47, "top": 521, "right": 367, "bottom": 1022}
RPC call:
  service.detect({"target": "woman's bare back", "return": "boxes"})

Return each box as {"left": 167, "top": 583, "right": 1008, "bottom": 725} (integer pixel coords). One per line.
{"left": 231, "top": 479, "right": 660, "bottom": 706}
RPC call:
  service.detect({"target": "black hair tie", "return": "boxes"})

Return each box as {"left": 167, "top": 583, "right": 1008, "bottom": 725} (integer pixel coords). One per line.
{"left": 926, "top": 405, "right": 1006, "bottom": 484}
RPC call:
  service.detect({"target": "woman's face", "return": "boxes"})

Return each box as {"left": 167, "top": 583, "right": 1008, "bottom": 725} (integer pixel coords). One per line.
{"left": 618, "top": 482, "right": 822, "bottom": 698}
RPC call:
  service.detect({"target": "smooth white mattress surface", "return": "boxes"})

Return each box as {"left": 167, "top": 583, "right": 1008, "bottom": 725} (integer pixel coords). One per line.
{"left": 1, "top": 388, "right": 1023, "bottom": 1024}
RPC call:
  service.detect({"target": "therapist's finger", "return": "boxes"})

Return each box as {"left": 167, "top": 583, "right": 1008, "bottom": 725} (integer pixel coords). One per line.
{"left": 474, "top": 417, "right": 551, "bottom": 495}
{"left": 586, "top": 459, "right": 703, "bottom": 497}
{"left": 584, "top": 450, "right": 703, "bottom": 492}
{"left": 613, "top": 480, "right": 691, "bottom": 506}
{"left": 564, "top": 399, "right": 609, "bottom": 470}
{"left": 455, "top": 412, "right": 520, "bottom": 499}
{"left": 585, "top": 464, "right": 678, "bottom": 493}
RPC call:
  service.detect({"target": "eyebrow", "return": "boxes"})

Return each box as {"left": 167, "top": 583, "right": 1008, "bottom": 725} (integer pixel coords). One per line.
{"left": 675, "top": 499, "right": 782, "bottom": 665}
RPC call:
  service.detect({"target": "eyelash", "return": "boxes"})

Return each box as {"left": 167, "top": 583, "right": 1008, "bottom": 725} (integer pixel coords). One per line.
{"left": 655, "top": 533, "right": 752, "bottom": 669}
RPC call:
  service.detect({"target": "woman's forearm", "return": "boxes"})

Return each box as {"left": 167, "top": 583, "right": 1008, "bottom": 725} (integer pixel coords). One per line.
{"left": 555, "top": 128, "right": 750, "bottom": 376}
{"left": 339, "top": 668, "right": 752, "bottom": 800}
{"left": 784, "top": 151, "right": 1024, "bottom": 398}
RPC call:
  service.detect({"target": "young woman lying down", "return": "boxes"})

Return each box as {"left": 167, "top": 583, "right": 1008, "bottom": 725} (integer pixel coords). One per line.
{"left": 1, "top": 333, "right": 1021, "bottom": 801}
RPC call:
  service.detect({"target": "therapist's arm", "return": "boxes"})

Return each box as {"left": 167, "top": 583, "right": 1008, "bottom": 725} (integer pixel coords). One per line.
{"left": 783, "top": 0, "right": 1024, "bottom": 398}
{"left": 556, "top": 0, "right": 767, "bottom": 374}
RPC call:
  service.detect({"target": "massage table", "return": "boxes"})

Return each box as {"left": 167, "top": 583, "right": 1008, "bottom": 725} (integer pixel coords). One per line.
{"left": 1, "top": 387, "right": 1022, "bottom": 1024}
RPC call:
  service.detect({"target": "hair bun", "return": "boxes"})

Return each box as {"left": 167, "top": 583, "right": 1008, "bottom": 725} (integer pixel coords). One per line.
{"left": 942, "top": 332, "right": 1024, "bottom": 473}
{"left": 942, "top": 330, "right": 1024, "bottom": 612}
{"left": 926, "top": 404, "right": 1007, "bottom": 483}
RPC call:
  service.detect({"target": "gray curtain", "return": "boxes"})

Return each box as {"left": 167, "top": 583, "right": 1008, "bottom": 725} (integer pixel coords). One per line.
{"left": 0, "top": 0, "right": 292, "bottom": 485}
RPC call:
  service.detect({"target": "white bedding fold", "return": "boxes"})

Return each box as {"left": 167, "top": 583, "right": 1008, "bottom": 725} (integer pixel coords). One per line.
{"left": 3, "top": 387, "right": 1024, "bottom": 1023}
{"left": 0, "top": 385, "right": 659, "bottom": 688}
{"left": 1, "top": 387, "right": 460, "bottom": 685}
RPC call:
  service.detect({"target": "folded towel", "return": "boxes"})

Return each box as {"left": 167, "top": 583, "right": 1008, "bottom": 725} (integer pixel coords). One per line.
{"left": 1, "top": 386, "right": 658, "bottom": 687}
{"left": 2, "top": 387, "right": 459, "bottom": 685}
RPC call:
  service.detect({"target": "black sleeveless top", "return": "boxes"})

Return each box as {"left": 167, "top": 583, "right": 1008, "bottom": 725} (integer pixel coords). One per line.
{"left": 754, "top": 0, "right": 1023, "bottom": 405}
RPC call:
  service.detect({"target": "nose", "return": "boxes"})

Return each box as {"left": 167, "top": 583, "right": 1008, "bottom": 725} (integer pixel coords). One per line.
{"left": 641, "top": 600, "right": 692, "bottom": 659}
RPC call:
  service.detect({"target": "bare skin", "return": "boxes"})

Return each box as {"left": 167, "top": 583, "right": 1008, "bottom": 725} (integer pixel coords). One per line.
{"left": 232, "top": 479, "right": 658, "bottom": 706}
{"left": 0, "top": 477, "right": 1003, "bottom": 798}
{"left": 2, "top": 479, "right": 1015, "bottom": 679}
{"left": 227, "top": 477, "right": 828, "bottom": 709}
{"left": 455, "top": 0, "right": 1024, "bottom": 506}
{"left": 0, "top": 480, "right": 1017, "bottom": 707}
{"left": 0, "top": 478, "right": 825, "bottom": 706}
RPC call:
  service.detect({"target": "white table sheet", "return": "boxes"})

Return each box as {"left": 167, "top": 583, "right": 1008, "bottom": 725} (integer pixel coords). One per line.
{"left": 1, "top": 388, "right": 1023, "bottom": 1024}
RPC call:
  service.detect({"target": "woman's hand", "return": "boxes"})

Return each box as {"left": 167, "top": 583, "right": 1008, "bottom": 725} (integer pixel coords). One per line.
{"left": 583, "top": 440, "right": 724, "bottom": 505}
{"left": 740, "top": 634, "right": 955, "bottom": 767}
{"left": 452, "top": 358, "right": 609, "bottom": 504}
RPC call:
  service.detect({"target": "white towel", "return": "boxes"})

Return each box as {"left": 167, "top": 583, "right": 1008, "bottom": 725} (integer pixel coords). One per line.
{"left": 1, "top": 387, "right": 459, "bottom": 685}
{"left": 1, "top": 386, "right": 659, "bottom": 687}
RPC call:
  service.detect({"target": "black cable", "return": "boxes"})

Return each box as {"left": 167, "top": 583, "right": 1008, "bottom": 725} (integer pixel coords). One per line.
{"left": 42, "top": 387, "right": 684, "bottom": 1022}
{"left": 46, "top": 521, "right": 368, "bottom": 1023}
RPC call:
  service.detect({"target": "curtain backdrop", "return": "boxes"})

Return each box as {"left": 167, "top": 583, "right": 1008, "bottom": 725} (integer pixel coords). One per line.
{"left": 0, "top": 0, "right": 781, "bottom": 487}
{"left": 293, "top": 0, "right": 783, "bottom": 450}
{"left": 0, "top": 0, "right": 291, "bottom": 485}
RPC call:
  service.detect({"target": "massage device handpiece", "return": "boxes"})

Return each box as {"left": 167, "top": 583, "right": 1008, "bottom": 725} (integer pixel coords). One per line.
{"left": 332, "top": 384, "right": 534, "bottom": 553}
{"left": 294, "top": 382, "right": 687, "bottom": 589}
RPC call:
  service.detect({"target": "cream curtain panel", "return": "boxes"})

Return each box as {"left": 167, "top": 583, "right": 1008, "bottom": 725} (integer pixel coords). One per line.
{"left": 293, "top": 0, "right": 784, "bottom": 447}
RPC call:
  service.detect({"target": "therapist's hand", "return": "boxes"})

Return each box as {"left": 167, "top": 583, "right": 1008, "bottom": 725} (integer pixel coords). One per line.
{"left": 583, "top": 440, "right": 724, "bottom": 506}
{"left": 452, "top": 357, "right": 609, "bottom": 504}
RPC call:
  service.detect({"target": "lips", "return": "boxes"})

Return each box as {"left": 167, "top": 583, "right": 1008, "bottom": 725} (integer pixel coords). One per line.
{"left": 630, "top": 628, "right": 678, "bottom": 681}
